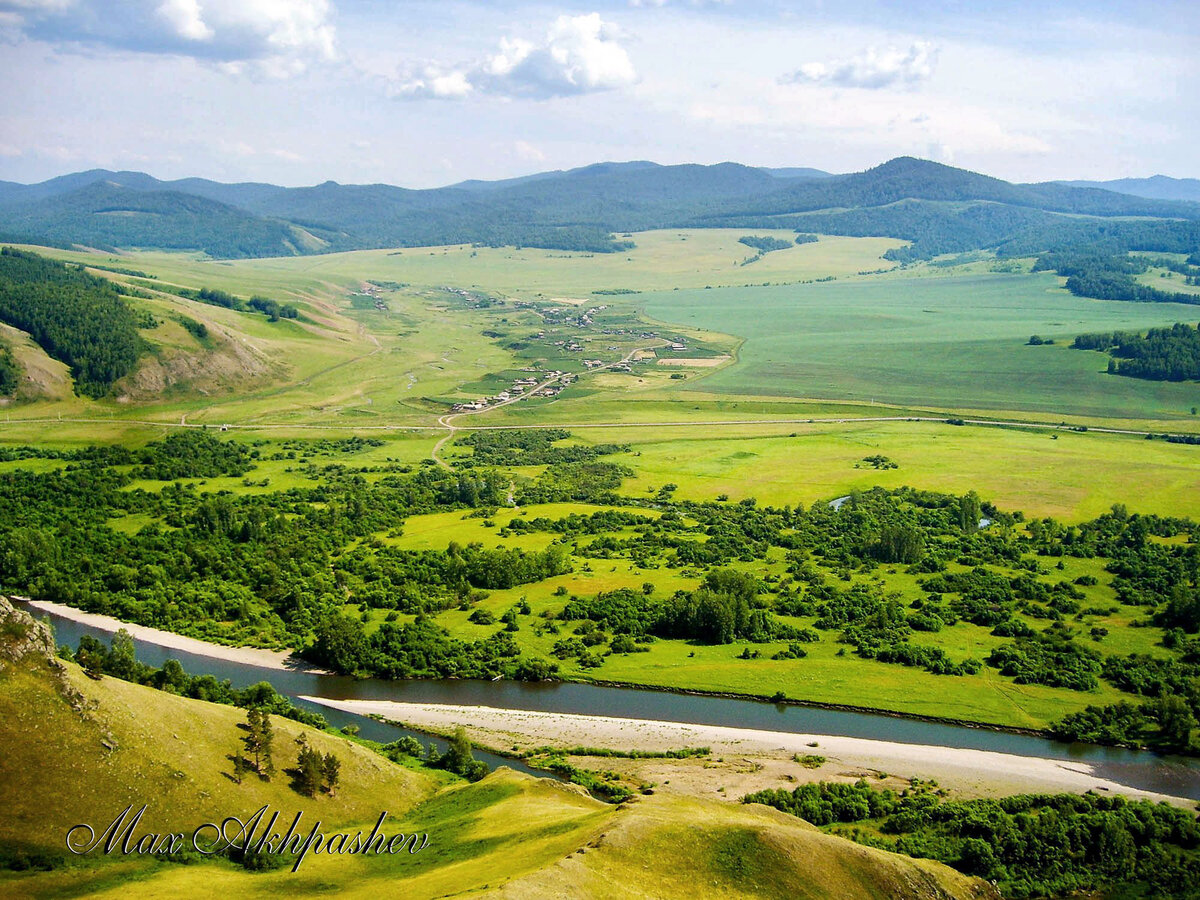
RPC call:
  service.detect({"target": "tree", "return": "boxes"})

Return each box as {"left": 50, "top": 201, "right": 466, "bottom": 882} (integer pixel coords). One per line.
{"left": 322, "top": 753, "right": 341, "bottom": 797}
{"left": 957, "top": 492, "right": 982, "bottom": 534}
{"left": 295, "top": 734, "right": 323, "bottom": 798}
{"left": 232, "top": 751, "right": 245, "bottom": 785}
{"left": 244, "top": 707, "right": 275, "bottom": 779}
{"left": 1154, "top": 694, "right": 1197, "bottom": 750}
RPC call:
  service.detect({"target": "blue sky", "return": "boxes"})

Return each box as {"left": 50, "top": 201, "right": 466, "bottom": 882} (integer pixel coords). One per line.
{"left": 0, "top": 0, "right": 1195, "bottom": 187}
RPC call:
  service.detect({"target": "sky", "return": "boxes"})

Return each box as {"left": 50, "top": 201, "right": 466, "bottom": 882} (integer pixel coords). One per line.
{"left": 0, "top": 0, "right": 1196, "bottom": 188}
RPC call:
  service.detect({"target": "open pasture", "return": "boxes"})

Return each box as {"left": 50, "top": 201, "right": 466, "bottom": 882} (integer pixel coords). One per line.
{"left": 640, "top": 273, "right": 1200, "bottom": 420}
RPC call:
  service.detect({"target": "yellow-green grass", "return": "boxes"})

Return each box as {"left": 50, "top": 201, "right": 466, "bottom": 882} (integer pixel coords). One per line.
{"left": 639, "top": 272, "right": 1200, "bottom": 420}
{"left": 4, "top": 771, "right": 989, "bottom": 900}
{"left": 0, "top": 657, "right": 441, "bottom": 857}
{"left": 563, "top": 634, "right": 1120, "bottom": 731}
{"left": 576, "top": 420, "right": 1200, "bottom": 522}
{"left": 487, "top": 790, "right": 992, "bottom": 900}
{"left": 11, "top": 231, "right": 900, "bottom": 300}
{"left": 384, "top": 503, "right": 628, "bottom": 553}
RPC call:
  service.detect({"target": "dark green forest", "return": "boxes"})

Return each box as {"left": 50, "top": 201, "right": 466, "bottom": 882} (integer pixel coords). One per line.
{"left": 1073, "top": 322, "right": 1200, "bottom": 381}
{"left": 0, "top": 247, "right": 144, "bottom": 396}
{"left": 1035, "top": 252, "right": 1200, "bottom": 306}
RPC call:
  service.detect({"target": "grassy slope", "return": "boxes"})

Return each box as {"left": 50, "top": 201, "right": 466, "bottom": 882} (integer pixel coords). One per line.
{"left": 0, "top": 657, "right": 440, "bottom": 857}
{"left": 0, "top": 638, "right": 990, "bottom": 899}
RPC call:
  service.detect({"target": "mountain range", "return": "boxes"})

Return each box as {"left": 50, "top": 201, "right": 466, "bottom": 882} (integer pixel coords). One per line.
{"left": 0, "top": 157, "right": 1197, "bottom": 260}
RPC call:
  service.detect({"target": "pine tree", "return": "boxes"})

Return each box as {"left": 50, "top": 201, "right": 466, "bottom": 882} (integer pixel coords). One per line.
{"left": 243, "top": 707, "right": 275, "bottom": 779}
{"left": 296, "top": 738, "right": 323, "bottom": 797}
{"left": 233, "top": 751, "right": 245, "bottom": 785}
{"left": 260, "top": 712, "right": 275, "bottom": 779}
{"left": 322, "top": 753, "right": 341, "bottom": 797}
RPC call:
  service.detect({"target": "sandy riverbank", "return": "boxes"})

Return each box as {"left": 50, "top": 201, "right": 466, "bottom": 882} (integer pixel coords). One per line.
{"left": 301, "top": 697, "right": 1195, "bottom": 807}
{"left": 13, "top": 597, "right": 328, "bottom": 674}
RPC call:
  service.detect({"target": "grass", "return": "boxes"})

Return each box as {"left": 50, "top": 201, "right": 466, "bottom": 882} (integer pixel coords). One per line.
{"left": 639, "top": 271, "right": 1200, "bottom": 419}
{"left": 599, "top": 419, "right": 1200, "bottom": 522}
{"left": 0, "top": 645, "right": 983, "bottom": 899}
{"left": 0, "top": 658, "right": 441, "bottom": 856}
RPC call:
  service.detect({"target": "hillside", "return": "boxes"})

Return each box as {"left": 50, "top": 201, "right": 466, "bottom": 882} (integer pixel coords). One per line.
{"left": 2, "top": 157, "right": 1197, "bottom": 259}
{"left": 0, "top": 598, "right": 992, "bottom": 899}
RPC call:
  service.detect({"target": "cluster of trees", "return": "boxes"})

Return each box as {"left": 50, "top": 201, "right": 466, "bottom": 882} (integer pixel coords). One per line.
{"left": 737, "top": 235, "right": 792, "bottom": 253}
{"left": 744, "top": 780, "right": 1200, "bottom": 898}
{"left": 304, "top": 613, "right": 556, "bottom": 681}
{"left": 0, "top": 247, "right": 145, "bottom": 396}
{"left": 176, "top": 286, "right": 299, "bottom": 321}
{"left": 561, "top": 570, "right": 801, "bottom": 646}
{"left": 64, "top": 631, "right": 330, "bottom": 729}
{"left": 248, "top": 296, "right": 300, "bottom": 322}
{"left": 292, "top": 733, "right": 341, "bottom": 797}
{"left": 381, "top": 727, "right": 490, "bottom": 782}
{"left": 1034, "top": 251, "right": 1199, "bottom": 306}
{"left": 134, "top": 430, "right": 255, "bottom": 479}
{"left": 457, "top": 429, "right": 627, "bottom": 467}
{"left": 1073, "top": 322, "right": 1200, "bottom": 381}
{"left": 1050, "top": 695, "right": 1198, "bottom": 753}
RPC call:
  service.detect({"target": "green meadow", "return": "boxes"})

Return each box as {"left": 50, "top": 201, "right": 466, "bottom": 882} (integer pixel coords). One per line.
{"left": 639, "top": 272, "right": 1200, "bottom": 419}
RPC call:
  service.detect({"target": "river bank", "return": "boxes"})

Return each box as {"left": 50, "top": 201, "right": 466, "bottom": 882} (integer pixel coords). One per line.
{"left": 298, "top": 697, "right": 1197, "bottom": 808}
{"left": 15, "top": 597, "right": 329, "bottom": 674}
{"left": 18, "top": 595, "right": 1200, "bottom": 803}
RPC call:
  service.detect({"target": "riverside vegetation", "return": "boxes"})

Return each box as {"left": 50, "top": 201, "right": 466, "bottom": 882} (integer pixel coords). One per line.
{"left": 2, "top": 428, "right": 1198, "bottom": 749}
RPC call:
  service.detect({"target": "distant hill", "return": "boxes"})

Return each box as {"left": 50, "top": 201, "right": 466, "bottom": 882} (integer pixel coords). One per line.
{"left": 1, "top": 156, "right": 1198, "bottom": 260}
{"left": 0, "top": 179, "right": 328, "bottom": 257}
{"left": 1058, "top": 175, "right": 1200, "bottom": 204}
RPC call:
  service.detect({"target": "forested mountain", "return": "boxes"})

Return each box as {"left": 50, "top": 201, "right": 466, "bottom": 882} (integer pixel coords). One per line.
{"left": 1, "top": 157, "right": 1197, "bottom": 260}
{"left": 0, "top": 180, "right": 328, "bottom": 257}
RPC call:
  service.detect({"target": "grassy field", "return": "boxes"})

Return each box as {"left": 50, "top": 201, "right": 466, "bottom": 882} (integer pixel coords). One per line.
{"left": 600, "top": 420, "right": 1200, "bottom": 522}
{"left": 13, "top": 230, "right": 901, "bottom": 300}
{"left": 639, "top": 272, "right": 1200, "bottom": 419}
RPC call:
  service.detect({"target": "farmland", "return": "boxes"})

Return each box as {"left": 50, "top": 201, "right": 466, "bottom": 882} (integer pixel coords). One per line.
{"left": 640, "top": 272, "right": 1200, "bottom": 419}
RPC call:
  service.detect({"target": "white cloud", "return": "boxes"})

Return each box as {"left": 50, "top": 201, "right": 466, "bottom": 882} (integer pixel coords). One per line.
{"left": 514, "top": 139, "right": 545, "bottom": 162}
{"left": 783, "top": 41, "right": 937, "bottom": 89}
{"left": 394, "top": 13, "right": 637, "bottom": 101}
{"left": 157, "top": 0, "right": 212, "bottom": 42}
{"left": 4, "top": 0, "right": 336, "bottom": 77}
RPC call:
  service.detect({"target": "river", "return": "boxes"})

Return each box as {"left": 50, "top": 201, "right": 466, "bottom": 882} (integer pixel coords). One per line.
{"left": 25, "top": 604, "right": 1200, "bottom": 800}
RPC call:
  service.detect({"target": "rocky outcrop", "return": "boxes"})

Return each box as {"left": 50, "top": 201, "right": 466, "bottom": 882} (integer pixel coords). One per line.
{"left": 0, "top": 594, "right": 58, "bottom": 670}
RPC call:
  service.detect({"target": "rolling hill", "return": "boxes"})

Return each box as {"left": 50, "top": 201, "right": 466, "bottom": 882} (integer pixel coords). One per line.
{"left": 0, "top": 597, "right": 994, "bottom": 899}
{"left": 1, "top": 157, "right": 1197, "bottom": 260}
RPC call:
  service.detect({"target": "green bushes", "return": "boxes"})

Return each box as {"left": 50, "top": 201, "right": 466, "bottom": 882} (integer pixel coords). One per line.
{"left": 745, "top": 780, "right": 1200, "bottom": 898}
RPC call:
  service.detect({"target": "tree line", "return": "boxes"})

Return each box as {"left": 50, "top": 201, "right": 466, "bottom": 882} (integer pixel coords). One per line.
{"left": 1072, "top": 322, "right": 1200, "bottom": 381}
